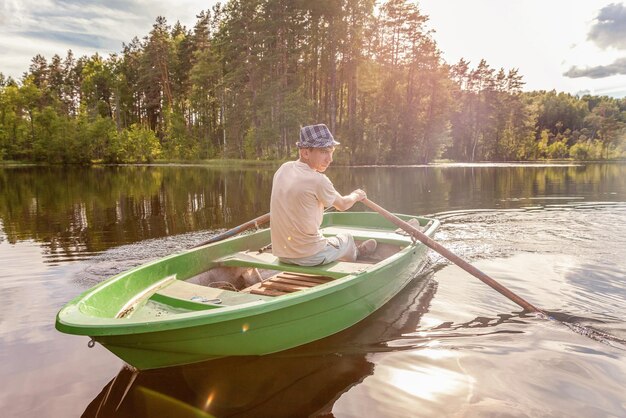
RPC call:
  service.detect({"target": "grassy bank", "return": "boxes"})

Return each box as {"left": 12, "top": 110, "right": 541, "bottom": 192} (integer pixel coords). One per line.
{"left": 3, "top": 158, "right": 625, "bottom": 168}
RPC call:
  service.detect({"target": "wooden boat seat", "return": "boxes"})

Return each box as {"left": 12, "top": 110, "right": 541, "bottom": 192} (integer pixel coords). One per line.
{"left": 151, "top": 279, "right": 273, "bottom": 309}
{"left": 217, "top": 251, "right": 369, "bottom": 279}
{"left": 242, "top": 271, "right": 334, "bottom": 297}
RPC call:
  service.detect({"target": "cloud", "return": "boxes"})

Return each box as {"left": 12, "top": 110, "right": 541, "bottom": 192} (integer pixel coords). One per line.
{"left": 564, "top": 3, "right": 626, "bottom": 81}
{"left": 20, "top": 30, "right": 121, "bottom": 50}
{"left": 3, "top": 0, "right": 146, "bottom": 49}
{"left": 0, "top": 0, "right": 212, "bottom": 79}
{"left": 588, "top": 2, "right": 626, "bottom": 50}
{"left": 564, "top": 57, "right": 626, "bottom": 78}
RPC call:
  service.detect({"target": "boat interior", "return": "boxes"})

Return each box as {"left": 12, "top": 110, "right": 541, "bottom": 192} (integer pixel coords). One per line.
{"left": 146, "top": 239, "right": 406, "bottom": 313}
{"left": 121, "top": 220, "right": 433, "bottom": 319}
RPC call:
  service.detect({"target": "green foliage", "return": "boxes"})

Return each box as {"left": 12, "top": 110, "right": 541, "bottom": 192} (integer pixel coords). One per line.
{"left": 117, "top": 124, "right": 162, "bottom": 163}
{"left": 536, "top": 129, "right": 550, "bottom": 159}
{"left": 243, "top": 127, "right": 258, "bottom": 160}
{"left": 546, "top": 138, "right": 569, "bottom": 159}
{"left": 534, "top": 90, "right": 588, "bottom": 134}
{"left": 1, "top": 0, "right": 624, "bottom": 164}
{"left": 81, "top": 55, "right": 116, "bottom": 118}
{"left": 162, "top": 108, "right": 198, "bottom": 159}
{"left": 569, "top": 142, "right": 588, "bottom": 160}
{"left": 86, "top": 115, "right": 118, "bottom": 162}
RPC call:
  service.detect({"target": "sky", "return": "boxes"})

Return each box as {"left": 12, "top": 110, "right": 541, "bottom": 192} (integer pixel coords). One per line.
{"left": 419, "top": 0, "right": 626, "bottom": 97}
{"left": 1, "top": 0, "right": 625, "bottom": 97}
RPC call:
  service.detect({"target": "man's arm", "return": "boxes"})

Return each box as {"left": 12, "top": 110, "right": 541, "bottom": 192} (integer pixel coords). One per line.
{"left": 332, "top": 189, "right": 367, "bottom": 211}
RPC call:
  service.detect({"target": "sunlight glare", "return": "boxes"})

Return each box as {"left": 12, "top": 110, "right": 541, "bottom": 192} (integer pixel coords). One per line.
{"left": 384, "top": 349, "right": 471, "bottom": 402}
{"left": 203, "top": 391, "right": 215, "bottom": 410}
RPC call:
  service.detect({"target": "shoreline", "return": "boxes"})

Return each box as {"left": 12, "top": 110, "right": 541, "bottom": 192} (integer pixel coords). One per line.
{"left": 2, "top": 158, "right": 625, "bottom": 168}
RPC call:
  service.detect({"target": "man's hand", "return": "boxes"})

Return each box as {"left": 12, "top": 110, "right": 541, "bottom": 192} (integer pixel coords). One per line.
{"left": 350, "top": 189, "right": 367, "bottom": 201}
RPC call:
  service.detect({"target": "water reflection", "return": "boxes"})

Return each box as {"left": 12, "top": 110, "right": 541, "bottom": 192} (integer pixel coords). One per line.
{"left": 0, "top": 166, "right": 275, "bottom": 262}
{"left": 87, "top": 353, "right": 373, "bottom": 417}
{"left": 2, "top": 163, "right": 626, "bottom": 416}
{"left": 333, "top": 350, "right": 473, "bottom": 417}
{"left": 83, "top": 272, "right": 436, "bottom": 417}
{"left": 1, "top": 164, "right": 624, "bottom": 264}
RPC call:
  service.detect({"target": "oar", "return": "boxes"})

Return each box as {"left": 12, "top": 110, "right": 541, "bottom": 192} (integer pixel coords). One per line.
{"left": 362, "top": 199, "right": 626, "bottom": 347}
{"left": 192, "top": 212, "right": 270, "bottom": 248}
{"left": 362, "top": 198, "right": 543, "bottom": 313}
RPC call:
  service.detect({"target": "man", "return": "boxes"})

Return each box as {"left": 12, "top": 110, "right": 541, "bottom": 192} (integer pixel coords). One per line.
{"left": 270, "top": 123, "right": 376, "bottom": 266}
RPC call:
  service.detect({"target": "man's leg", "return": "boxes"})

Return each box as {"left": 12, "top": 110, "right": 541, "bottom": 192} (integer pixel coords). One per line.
{"left": 279, "top": 233, "right": 358, "bottom": 266}
{"left": 329, "top": 233, "right": 359, "bottom": 263}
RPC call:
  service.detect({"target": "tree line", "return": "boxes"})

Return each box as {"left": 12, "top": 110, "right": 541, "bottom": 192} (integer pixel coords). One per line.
{"left": 1, "top": 0, "right": 625, "bottom": 164}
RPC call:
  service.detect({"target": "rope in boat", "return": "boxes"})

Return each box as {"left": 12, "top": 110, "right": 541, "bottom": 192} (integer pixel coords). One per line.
{"left": 209, "top": 281, "right": 239, "bottom": 291}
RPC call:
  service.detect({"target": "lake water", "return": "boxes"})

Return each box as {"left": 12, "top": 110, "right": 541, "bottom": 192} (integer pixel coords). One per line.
{"left": 1, "top": 163, "right": 625, "bottom": 417}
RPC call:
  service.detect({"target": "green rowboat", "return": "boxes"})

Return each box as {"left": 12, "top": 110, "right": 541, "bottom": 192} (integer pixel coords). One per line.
{"left": 56, "top": 211, "right": 439, "bottom": 370}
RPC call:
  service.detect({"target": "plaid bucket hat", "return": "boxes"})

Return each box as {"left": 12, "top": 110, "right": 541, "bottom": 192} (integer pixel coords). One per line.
{"left": 297, "top": 124, "right": 340, "bottom": 148}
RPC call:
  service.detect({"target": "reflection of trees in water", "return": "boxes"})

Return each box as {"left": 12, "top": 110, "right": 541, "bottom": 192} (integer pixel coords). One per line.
{"left": 1, "top": 164, "right": 623, "bottom": 261}
{"left": 83, "top": 271, "right": 437, "bottom": 418}
{"left": 329, "top": 163, "right": 626, "bottom": 215}
{"left": 439, "top": 164, "right": 626, "bottom": 211}
{"left": 0, "top": 166, "right": 273, "bottom": 259}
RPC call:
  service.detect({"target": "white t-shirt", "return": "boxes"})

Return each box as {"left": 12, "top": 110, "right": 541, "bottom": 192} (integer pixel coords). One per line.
{"left": 270, "top": 160, "right": 340, "bottom": 258}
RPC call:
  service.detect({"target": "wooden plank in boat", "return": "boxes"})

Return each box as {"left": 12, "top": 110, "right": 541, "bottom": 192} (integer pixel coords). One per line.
{"left": 270, "top": 274, "right": 331, "bottom": 286}
{"left": 262, "top": 281, "right": 310, "bottom": 292}
{"left": 270, "top": 277, "right": 320, "bottom": 287}
{"left": 278, "top": 272, "right": 333, "bottom": 283}
{"left": 242, "top": 271, "right": 334, "bottom": 297}
{"left": 250, "top": 288, "right": 287, "bottom": 297}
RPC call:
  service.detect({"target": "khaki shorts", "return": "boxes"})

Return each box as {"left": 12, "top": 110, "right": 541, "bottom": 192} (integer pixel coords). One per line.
{"left": 278, "top": 233, "right": 358, "bottom": 267}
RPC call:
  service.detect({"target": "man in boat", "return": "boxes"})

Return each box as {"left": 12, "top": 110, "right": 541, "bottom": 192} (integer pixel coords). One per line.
{"left": 270, "top": 123, "right": 377, "bottom": 266}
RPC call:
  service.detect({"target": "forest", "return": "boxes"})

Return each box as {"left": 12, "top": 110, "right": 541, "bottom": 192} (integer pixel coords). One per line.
{"left": 0, "top": 0, "right": 625, "bottom": 165}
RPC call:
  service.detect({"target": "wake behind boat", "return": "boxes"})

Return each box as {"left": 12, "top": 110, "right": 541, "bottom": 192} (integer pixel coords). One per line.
{"left": 56, "top": 211, "right": 439, "bottom": 370}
